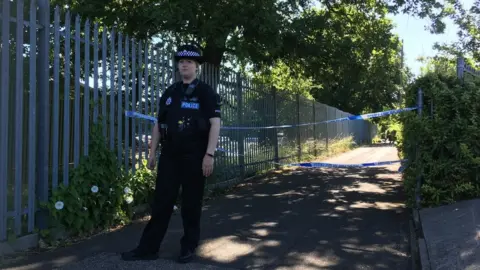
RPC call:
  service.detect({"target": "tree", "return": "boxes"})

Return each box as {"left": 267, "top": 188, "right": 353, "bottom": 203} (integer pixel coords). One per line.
{"left": 431, "top": 0, "right": 480, "bottom": 62}
{"left": 252, "top": 60, "right": 314, "bottom": 98}
{"left": 53, "top": 0, "right": 454, "bottom": 68}
{"left": 417, "top": 55, "right": 457, "bottom": 76}
{"left": 52, "top": 0, "right": 309, "bottom": 67}
{"left": 277, "top": 5, "right": 407, "bottom": 114}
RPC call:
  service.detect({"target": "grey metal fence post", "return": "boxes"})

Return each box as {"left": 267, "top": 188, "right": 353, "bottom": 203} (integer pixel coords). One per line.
{"left": 457, "top": 56, "right": 465, "bottom": 81}
{"left": 415, "top": 87, "right": 423, "bottom": 210}
{"left": 236, "top": 73, "right": 245, "bottom": 179}
{"left": 36, "top": 0, "right": 51, "bottom": 230}
{"left": 313, "top": 100, "right": 317, "bottom": 157}
{"left": 0, "top": 0, "right": 12, "bottom": 242}
{"left": 172, "top": 52, "right": 179, "bottom": 82}
{"left": 272, "top": 87, "right": 279, "bottom": 168}
{"left": 325, "top": 106, "right": 329, "bottom": 151}
{"left": 296, "top": 93, "right": 301, "bottom": 161}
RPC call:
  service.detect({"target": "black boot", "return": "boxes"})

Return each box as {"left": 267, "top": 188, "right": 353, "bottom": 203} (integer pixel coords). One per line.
{"left": 121, "top": 248, "right": 159, "bottom": 261}
{"left": 177, "top": 247, "right": 195, "bottom": 263}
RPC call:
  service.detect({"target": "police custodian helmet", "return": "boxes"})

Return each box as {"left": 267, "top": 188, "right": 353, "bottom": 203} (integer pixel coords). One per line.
{"left": 174, "top": 45, "right": 204, "bottom": 64}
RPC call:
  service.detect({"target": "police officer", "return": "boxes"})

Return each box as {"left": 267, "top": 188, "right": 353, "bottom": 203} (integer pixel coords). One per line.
{"left": 121, "top": 44, "right": 221, "bottom": 263}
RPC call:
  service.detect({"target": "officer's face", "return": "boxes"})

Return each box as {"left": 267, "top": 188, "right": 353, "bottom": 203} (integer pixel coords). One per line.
{"left": 178, "top": 59, "right": 197, "bottom": 78}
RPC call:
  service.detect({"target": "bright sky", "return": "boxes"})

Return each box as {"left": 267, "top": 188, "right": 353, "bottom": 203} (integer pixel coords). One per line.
{"left": 388, "top": 0, "right": 474, "bottom": 77}
{"left": 312, "top": 0, "right": 475, "bottom": 77}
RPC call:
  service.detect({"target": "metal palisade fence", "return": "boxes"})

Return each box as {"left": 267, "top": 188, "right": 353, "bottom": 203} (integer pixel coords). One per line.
{"left": 457, "top": 56, "right": 480, "bottom": 80}
{"left": 0, "top": 1, "right": 377, "bottom": 242}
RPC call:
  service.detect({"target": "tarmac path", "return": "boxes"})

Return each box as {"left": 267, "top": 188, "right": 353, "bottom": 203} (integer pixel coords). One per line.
{"left": 2, "top": 145, "right": 410, "bottom": 270}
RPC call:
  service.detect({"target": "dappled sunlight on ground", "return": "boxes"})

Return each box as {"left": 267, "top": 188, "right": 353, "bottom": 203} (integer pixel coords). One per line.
{"left": 199, "top": 236, "right": 258, "bottom": 263}
{"left": 2, "top": 146, "right": 409, "bottom": 270}
{"left": 190, "top": 149, "right": 409, "bottom": 269}
{"left": 343, "top": 182, "right": 389, "bottom": 194}
{"left": 349, "top": 201, "right": 404, "bottom": 210}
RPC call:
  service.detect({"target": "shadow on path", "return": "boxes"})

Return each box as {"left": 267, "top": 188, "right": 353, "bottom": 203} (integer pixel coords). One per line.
{"left": 189, "top": 166, "right": 409, "bottom": 270}
{"left": 2, "top": 148, "right": 410, "bottom": 270}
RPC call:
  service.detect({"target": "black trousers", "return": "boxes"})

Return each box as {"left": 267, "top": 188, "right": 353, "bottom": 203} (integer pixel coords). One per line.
{"left": 137, "top": 150, "right": 206, "bottom": 253}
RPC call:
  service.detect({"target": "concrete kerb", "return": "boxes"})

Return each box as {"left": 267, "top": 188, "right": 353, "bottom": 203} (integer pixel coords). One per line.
{"left": 409, "top": 208, "right": 431, "bottom": 270}
{"left": 0, "top": 234, "right": 39, "bottom": 257}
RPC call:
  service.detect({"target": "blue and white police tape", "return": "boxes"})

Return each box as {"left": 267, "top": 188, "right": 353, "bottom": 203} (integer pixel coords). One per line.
{"left": 276, "top": 159, "right": 406, "bottom": 168}
{"left": 397, "top": 160, "right": 410, "bottom": 172}
{"left": 221, "top": 107, "right": 418, "bottom": 129}
{"left": 125, "top": 112, "right": 242, "bottom": 154}
{"left": 323, "top": 107, "right": 418, "bottom": 124}
{"left": 125, "top": 106, "right": 418, "bottom": 130}
{"left": 125, "top": 112, "right": 239, "bottom": 155}
{"left": 126, "top": 111, "right": 157, "bottom": 123}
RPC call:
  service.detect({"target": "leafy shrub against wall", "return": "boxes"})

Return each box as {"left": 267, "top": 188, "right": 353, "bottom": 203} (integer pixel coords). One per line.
{"left": 400, "top": 73, "right": 480, "bottom": 207}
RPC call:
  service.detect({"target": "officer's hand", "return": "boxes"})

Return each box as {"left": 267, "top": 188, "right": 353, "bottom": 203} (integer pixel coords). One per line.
{"left": 202, "top": 155, "right": 214, "bottom": 177}
{"left": 147, "top": 155, "right": 156, "bottom": 170}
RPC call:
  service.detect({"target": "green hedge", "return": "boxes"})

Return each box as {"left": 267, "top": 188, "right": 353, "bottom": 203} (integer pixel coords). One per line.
{"left": 399, "top": 73, "right": 480, "bottom": 208}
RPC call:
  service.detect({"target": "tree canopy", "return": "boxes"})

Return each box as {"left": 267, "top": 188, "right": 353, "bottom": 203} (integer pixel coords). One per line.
{"left": 56, "top": 0, "right": 455, "bottom": 65}
{"left": 250, "top": 5, "right": 408, "bottom": 114}
{"left": 429, "top": 0, "right": 479, "bottom": 63}
{"left": 52, "top": 0, "right": 448, "bottom": 114}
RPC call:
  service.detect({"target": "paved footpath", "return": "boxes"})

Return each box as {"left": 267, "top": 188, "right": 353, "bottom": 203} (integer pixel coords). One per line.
{"left": 3, "top": 145, "right": 410, "bottom": 270}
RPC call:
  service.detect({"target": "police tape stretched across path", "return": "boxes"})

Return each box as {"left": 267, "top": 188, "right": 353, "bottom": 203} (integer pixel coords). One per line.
{"left": 216, "top": 147, "right": 407, "bottom": 170}
{"left": 125, "top": 106, "right": 418, "bottom": 129}
{"left": 277, "top": 159, "right": 406, "bottom": 168}
{"left": 126, "top": 107, "right": 412, "bottom": 170}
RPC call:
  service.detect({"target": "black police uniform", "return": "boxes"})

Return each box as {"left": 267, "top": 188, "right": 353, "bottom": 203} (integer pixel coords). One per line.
{"left": 122, "top": 78, "right": 221, "bottom": 262}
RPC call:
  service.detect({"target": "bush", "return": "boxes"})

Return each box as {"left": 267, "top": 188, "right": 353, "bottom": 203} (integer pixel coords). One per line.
{"left": 126, "top": 159, "right": 157, "bottom": 206}
{"left": 400, "top": 73, "right": 480, "bottom": 208}
{"left": 42, "top": 124, "right": 143, "bottom": 237}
